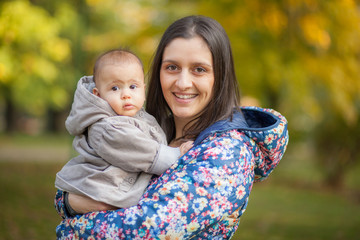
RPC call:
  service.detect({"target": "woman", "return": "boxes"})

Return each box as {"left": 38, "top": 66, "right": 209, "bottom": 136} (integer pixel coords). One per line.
{"left": 55, "top": 15, "right": 289, "bottom": 239}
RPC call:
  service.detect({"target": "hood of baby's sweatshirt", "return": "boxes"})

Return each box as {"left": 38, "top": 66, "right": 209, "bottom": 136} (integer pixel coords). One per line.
{"left": 194, "top": 106, "right": 289, "bottom": 180}
{"left": 65, "top": 76, "right": 117, "bottom": 136}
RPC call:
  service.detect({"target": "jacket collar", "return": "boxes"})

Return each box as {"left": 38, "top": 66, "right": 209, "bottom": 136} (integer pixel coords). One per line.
{"left": 194, "top": 107, "right": 280, "bottom": 146}
{"left": 194, "top": 110, "right": 248, "bottom": 146}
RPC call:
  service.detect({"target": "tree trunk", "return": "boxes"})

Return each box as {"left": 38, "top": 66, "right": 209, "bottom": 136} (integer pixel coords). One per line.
{"left": 324, "top": 160, "right": 345, "bottom": 190}
{"left": 46, "top": 108, "right": 67, "bottom": 133}
{"left": 4, "top": 96, "right": 17, "bottom": 133}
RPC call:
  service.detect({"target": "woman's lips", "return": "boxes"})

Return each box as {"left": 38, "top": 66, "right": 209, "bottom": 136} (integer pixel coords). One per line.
{"left": 173, "top": 93, "right": 197, "bottom": 99}
{"left": 173, "top": 93, "right": 197, "bottom": 103}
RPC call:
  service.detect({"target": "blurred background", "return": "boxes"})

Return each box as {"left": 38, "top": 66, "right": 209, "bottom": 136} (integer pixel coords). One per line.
{"left": 0, "top": 0, "right": 359, "bottom": 239}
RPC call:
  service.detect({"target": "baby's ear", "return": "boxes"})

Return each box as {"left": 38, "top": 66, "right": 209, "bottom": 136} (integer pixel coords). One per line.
{"left": 93, "top": 87, "right": 100, "bottom": 97}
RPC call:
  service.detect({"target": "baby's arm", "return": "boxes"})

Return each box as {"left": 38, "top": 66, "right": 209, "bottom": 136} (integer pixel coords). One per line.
{"left": 90, "top": 119, "right": 173, "bottom": 175}
{"left": 179, "top": 141, "right": 194, "bottom": 156}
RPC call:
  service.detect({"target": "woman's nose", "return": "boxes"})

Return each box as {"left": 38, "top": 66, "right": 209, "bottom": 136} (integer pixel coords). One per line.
{"left": 175, "top": 71, "right": 192, "bottom": 90}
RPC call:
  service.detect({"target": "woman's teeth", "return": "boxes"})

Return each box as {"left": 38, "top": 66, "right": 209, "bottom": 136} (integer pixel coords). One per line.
{"left": 175, "top": 94, "right": 196, "bottom": 99}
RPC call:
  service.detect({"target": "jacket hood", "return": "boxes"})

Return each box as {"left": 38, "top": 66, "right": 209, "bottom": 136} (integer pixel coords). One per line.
{"left": 194, "top": 106, "right": 289, "bottom": 180}
{"left": 65, "top": 76, "right": 117, "bottom": 136}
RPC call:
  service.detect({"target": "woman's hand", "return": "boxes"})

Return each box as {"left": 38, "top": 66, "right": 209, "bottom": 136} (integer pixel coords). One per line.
{"left": 68, "top": 193, "right": 118, "bottom": 214}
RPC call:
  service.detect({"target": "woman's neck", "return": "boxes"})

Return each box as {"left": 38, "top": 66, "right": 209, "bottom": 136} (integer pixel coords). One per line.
{"left": 171, "top": 116, "right": 195, "bottom": 146}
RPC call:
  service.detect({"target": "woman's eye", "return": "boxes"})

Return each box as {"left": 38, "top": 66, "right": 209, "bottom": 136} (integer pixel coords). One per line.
{"left": 166, "top": 65, "right": 178, "bottom": 71}
{"left": 129, "top": 84, "right": 137, "bottom": 90}
{"left": 194, "top": 67, "right": 206, "bottom": 73}
{"left": 111, "top": 86, "right": 119, "bottom": 91}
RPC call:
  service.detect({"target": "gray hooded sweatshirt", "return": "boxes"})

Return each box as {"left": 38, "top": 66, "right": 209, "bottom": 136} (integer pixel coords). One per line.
{"left": 55, "top": 76, "right": 180, "bottom": 208}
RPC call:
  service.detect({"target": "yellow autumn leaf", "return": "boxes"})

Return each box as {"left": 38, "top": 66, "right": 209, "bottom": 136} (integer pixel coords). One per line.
{"left": 300, "top": 14, "right": 331, "bottom": 50}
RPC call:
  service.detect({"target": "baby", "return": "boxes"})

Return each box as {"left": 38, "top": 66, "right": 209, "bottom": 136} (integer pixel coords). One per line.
{"left": 55, "top": 49, "right": 192, "bottom": 214}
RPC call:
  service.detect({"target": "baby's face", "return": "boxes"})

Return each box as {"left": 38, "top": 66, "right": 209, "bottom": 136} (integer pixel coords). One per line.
{"left": 93, "top": 61, "right": 145, "bottom": 117}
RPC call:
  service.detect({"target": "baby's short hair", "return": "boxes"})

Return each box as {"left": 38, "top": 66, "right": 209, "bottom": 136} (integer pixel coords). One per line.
{"left": 93, "top": 48, "right": 143, "bottom": 84}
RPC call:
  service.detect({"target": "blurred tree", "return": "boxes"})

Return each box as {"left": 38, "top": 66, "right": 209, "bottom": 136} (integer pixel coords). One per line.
{"left": 43, "top": 0, "right": 90, "bottom": 132}
{"left": 198, "top": 0, "right": 360, "bottom": 188}
{"left": 0, "top": 0, "right": 196, "bottom": 133}
{"left": 0, "top": 0, "right": 71, "bottom": 132}
{"left": 67, "top": 0, "right": 197, "bottom": 73}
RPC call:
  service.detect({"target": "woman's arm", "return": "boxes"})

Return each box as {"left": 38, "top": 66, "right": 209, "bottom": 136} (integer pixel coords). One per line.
{"left": 56, "top": 132, "right": 254, "bottom": 239}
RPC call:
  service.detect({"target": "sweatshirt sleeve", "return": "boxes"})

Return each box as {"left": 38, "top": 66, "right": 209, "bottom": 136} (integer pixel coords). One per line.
{"left": 55, "top": 132, "right": 253, "bottom": 239}
{"left": 89, "top": 120, "right": 179, "bottom": 175}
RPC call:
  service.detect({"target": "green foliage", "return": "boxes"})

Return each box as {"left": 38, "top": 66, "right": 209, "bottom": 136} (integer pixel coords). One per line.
{"left": 0, "top": 0, "right": 71, "bottom": 115}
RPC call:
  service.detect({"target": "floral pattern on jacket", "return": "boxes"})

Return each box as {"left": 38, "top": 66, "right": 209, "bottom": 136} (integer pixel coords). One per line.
{"left": 55, "top": 107, "right": 289, "bottom": 239}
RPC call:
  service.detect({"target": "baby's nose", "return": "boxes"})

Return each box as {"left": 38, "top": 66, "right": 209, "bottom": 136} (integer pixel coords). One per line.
{"left": 121, "top": 90, "right": 131, "bottom": 99}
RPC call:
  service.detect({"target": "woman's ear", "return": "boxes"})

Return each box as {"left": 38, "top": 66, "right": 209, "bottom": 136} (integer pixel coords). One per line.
{"left": 93, "top": 87, "right": 100, "bottom": 97}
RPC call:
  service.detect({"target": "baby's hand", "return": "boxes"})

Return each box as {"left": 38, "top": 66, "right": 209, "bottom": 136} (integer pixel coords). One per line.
{"left": 179, "top": 141, "right": 194, "bottom": 157}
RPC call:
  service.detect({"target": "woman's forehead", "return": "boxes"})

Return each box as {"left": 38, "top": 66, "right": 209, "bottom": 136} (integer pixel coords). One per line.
{"left": 163, "top": 37, "right": 212, "bottom": 65}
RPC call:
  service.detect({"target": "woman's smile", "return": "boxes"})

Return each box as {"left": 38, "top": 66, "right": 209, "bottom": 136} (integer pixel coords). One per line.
{"left": 173, "top": 92, "right": 198, "bottom": 102}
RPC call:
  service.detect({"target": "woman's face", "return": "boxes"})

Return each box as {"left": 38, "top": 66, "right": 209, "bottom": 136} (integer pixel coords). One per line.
{"left": 160, "top": 36, "right": 214, "bottom": 127}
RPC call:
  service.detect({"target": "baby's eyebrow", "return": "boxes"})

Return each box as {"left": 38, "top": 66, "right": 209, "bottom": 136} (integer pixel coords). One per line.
{"left": 108, "top": 80, "right": 124, "bottom": 85}
{"left": 129, "top": 79, "right": 145, "bottom": 86}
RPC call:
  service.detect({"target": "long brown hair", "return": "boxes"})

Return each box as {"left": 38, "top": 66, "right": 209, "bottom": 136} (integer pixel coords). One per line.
{"left": 146, "top": 15, "right": 240, "bottom": 142}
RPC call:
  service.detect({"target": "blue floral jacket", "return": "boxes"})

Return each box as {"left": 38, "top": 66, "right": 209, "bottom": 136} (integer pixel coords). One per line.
{"left": 55, "top": 106, "right": 289, "bottom": 239}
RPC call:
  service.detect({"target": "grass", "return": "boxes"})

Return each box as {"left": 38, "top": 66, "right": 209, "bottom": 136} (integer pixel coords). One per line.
{"left": 234, "top": 180, "right": 360, "bottom": 240}
{"left": 0, "top": 133, "right": 71, "bottom": 147}
{"left": 0, "top": 135, "right": 359, "bottom": 239}
{"left": 233, "top": 143, "right": 360, "bottom": 240}
{"left": 0, "top": 161, "right": 64, "bottom": 240}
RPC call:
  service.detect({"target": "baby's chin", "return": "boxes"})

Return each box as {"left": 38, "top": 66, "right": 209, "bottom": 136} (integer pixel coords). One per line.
{"left": 116, "top": 108, "right": 140, "bottom": 117}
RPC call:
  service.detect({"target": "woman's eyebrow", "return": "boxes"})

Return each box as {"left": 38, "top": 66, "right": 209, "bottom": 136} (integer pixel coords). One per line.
{"left": 193, "top": 62, "right": 213, "bottom": 68}
{"left": 162, "top": 59, "right": 212, "bottom": 68}
{"left": 161, "top": 59, "right": 177, "bottom": 64}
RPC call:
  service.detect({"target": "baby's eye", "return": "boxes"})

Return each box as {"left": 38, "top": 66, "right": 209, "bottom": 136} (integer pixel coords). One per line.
{"left": 111, "top": 86, "right": 119, "bottom": 91}
{"left": 129, "top": 84, "right": 137, "bottom": 90}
